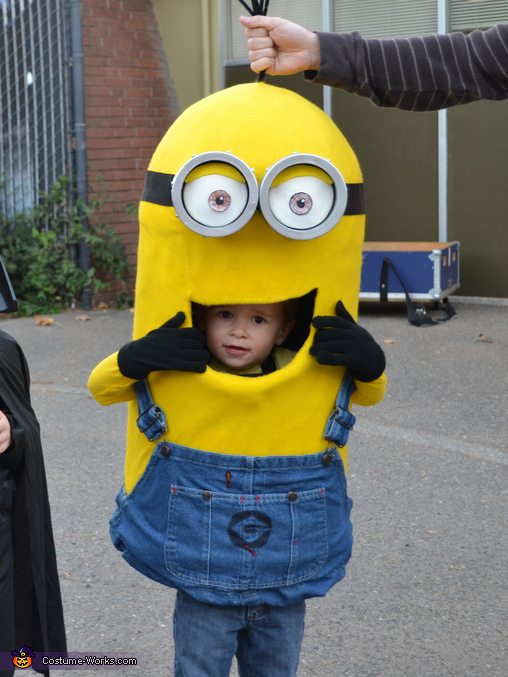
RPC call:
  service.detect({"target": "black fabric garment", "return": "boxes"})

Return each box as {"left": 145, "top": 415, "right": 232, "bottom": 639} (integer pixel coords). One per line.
{"left": 0, "top": 330, "right": 66, "bottom": 676}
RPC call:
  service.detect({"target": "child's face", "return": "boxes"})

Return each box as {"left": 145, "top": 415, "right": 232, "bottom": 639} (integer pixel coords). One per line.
{"left": 199, "top": 302, "right": 295, "bottom": 370}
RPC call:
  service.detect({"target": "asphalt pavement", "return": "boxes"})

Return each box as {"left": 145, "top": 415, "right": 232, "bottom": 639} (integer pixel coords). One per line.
{"left": 2, "top": 299, "right": 507, "bottom": 677}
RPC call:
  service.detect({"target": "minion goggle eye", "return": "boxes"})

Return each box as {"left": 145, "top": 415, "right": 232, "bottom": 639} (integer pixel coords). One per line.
{"left": 258, "top": 153, "right": 348, "bottom": 240}
{"left": 171, "top": 151, "right": 259, "bottom": 237}
{"left": 142, "top": 151, "right": 364, "bottom": 240}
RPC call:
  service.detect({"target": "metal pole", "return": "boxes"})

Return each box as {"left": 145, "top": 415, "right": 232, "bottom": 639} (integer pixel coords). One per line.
{"left": 437, "top": 0, "right": 450, "bottom": 243}
{"left": 218, "top": 0, "right": 226, "bottom": 90}
{"left": 69, "top": 0, "right": 92, "bottom": 309}
{"left": 201, "top": 0, "right": 211, "bottom": 97}
{"left": 322, "top": 0, "right": 332, "bottom": 117}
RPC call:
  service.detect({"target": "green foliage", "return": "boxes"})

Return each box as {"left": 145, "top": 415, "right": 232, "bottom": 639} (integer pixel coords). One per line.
{"left": 0, "top": 176, "right": 133, "bottom": 315}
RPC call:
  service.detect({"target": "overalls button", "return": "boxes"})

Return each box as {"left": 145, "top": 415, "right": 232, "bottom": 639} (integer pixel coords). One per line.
{"left": 288, "top": 491, "right": 298, "bottom": 502}
{"left": 322, "top": 453, "right": 332, "bottom": 466}
{"left": 202, "top": 490, "right": 212, "bottom": 501}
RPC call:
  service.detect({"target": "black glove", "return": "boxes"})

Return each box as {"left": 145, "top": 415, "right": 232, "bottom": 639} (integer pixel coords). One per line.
{"left": 117, "top": 311, "right": 209, "bottom": 380}
{"left": 310, "top": 301, "right": 386, "bottom": 382}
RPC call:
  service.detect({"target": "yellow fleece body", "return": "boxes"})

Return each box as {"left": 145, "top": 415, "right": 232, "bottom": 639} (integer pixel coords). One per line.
{"left": 88, "top": 83, "right": 386, "bottom": 494}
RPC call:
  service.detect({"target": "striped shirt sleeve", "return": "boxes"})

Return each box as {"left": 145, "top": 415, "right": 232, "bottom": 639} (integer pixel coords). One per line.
{"left": 306, "top": 23, "right": 508, "bottom": 111}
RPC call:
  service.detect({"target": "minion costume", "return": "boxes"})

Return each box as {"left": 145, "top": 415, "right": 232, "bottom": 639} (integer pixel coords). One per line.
{"left": 88, "top": 82, "right": 386, "bottom": 676}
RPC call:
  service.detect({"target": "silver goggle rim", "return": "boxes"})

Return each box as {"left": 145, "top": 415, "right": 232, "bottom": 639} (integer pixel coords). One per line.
{"left": 171, "top": 151, "right": 259, "bottom": 238}
{"left": 258, "top": 153, "right": 348, "bottom": 241}
{"left": 171, "top": 151, "right": 348, "bottom": 241}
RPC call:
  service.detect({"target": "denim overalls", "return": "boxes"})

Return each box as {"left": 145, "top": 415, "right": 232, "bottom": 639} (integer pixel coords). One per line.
{"left": 109, "top": 374, "right": 356, "bottom": 607}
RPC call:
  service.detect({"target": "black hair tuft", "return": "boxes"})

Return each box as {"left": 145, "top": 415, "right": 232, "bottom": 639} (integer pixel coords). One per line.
{"left": 236, "top": 0, "right": 271, "bottom": 81}
{"left": 237, "top": 0, "right": 270, "bottom": 16}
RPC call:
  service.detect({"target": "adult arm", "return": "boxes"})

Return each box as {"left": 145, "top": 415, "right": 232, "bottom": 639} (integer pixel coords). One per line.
{"left": 240, "top": 16, "right": 508, "bottom": 111}
{"left": 308, "top": 23, "right": 508, "bottom": 111}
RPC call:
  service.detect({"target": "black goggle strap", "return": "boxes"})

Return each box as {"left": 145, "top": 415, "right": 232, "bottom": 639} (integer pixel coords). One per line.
{"left": 141, "top": 170, "right": 365, "bottom": 216}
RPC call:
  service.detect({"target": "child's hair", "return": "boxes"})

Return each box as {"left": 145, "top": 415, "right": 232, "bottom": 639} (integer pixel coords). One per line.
{"left": 282, "top": 290, "right": 317, "bottom": 352}
{"left": 193, "top": 300, "right": 297, "bottom": 325}
{"left": 283, "top": 298, "right": 298, "bottom": 323}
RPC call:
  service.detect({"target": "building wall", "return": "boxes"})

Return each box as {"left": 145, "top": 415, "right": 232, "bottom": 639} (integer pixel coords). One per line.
{"left": 448, "top": 100, "right": 508, "bottom": 298}
{"left": 330, "top": 90, "right": 439, "bottom": 243}
{"left": 334, "top": 93, "right": 508, "bottom": 299}
{"left": 81, "top": 0, "right": 180, "bottom": 303}
{"left": 152, "top": 0, "right": 219, "bottom": 113}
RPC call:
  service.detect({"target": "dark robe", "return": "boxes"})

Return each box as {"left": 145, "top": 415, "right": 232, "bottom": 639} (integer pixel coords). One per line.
{"left": 0, "top": 330, "right": 66, "bottom": 676}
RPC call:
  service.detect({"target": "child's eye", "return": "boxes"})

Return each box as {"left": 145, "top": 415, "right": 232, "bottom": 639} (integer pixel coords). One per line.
{"left": 219, "top": 310, "right": 233, "bottom": 319}
{"left": 252, "top": 316, "right": 265, "bottom": 324}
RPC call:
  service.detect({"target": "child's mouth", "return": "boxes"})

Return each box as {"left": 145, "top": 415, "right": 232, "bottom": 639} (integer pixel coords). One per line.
{"left": 225, "top": 345, "right": 249, "bottom": 356}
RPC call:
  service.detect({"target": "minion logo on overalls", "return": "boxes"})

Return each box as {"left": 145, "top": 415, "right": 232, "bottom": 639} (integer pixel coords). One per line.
{"left": 89, "top": 7, "right": 386, "bottom": 607}
{"left": 228, "top": 510, "right": 272, "bottom": 556}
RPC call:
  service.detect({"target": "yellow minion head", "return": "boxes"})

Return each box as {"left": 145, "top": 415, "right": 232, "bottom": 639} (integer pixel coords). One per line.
{"left": 125, "top": 83, "right": 366, "bottom": 490}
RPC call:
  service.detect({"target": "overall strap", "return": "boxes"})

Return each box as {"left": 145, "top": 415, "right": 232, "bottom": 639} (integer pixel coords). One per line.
{"left": 134, "top": 379, "right": 167, "bottom": 442}
{"left": 323, "top": 370, "right": 357, "bottom": 448}
{"left": 134, "top": 372, "right": 356, "bottom": 447}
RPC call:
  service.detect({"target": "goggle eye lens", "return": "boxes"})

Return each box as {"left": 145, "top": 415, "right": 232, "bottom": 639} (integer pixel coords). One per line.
{"left": 259, "top": 154, "right": 348, "bottom": 240}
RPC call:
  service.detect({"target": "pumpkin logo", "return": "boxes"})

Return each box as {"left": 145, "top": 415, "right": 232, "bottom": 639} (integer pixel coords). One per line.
{"left": 11, "top": 646, "right": 34, "bottom": 668}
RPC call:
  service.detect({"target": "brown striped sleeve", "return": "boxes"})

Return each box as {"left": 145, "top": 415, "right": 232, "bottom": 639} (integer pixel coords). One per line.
{"left": 306, "top": 23, "right": 508, "bottom": 111}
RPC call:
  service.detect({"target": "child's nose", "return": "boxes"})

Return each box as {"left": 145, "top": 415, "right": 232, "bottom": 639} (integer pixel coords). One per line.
{"left": 230, "top": 320, "right": 248, "bottom": 337}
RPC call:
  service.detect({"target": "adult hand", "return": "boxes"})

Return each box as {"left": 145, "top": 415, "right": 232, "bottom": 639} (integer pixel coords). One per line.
{"left": 310, "top": 301, "right": 386, "bottom": 382}
{"left": 118, "top": 312, "right": 209, "bottom": 380}
{"left": 239, "top": 16, "right": 321, "bottom": 75}
{"left": 0, "top": 410, "right": 12, "bottom": 454}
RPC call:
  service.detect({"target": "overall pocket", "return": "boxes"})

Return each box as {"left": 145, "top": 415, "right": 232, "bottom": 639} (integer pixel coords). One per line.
{"left": 164, "top": 485, "right": 328, "bottom": 591}
{"left": 109, "top": 444, "right": 171, "bottom": 565}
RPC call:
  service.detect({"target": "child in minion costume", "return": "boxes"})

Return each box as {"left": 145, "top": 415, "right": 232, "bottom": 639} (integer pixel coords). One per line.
{"left": 89, "top": 71, "right": 387, "bottom": 676}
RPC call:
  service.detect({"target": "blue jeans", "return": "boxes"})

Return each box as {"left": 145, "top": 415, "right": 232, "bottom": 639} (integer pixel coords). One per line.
{"left": 173, "top": 589, "right": 306, "bottom": 677}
